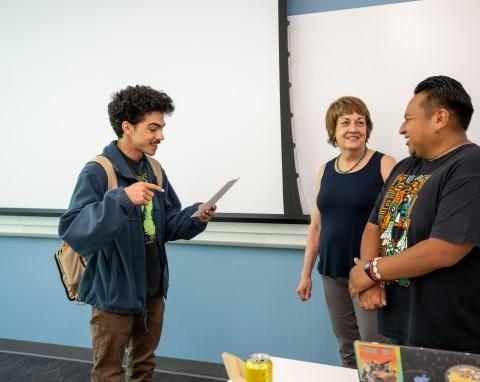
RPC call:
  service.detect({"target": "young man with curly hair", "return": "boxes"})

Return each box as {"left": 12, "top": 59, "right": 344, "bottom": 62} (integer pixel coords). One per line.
{"left": 59, "top": 85, "right": 215, "bottom": 382}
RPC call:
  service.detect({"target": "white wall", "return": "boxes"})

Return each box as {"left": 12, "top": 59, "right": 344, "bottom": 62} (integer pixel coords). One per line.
{"left": 289, "top": 0, "right": 480, "bottom": 213}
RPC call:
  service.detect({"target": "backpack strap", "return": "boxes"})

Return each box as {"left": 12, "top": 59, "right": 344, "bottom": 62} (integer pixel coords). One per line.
{"left": 87, "top": 155, "right": 162, "bottom": 189}
{"left": 89, "top": 155, "right": 118, "bottom": 189}
{"left": 146, "top": 156, "right": 163, "bottom": 188}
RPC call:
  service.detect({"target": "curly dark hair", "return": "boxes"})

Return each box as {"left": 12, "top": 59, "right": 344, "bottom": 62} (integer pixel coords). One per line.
{"left": 108, "top": 85, "right": 175, "bottom": 138}
{"left": 414, "top": 76, "right": 474, "bottom": 130}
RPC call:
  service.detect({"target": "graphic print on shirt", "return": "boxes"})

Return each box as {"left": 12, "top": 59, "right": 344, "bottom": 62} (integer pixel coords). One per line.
{"left": 377, "top": 173, "right": 431, "bottom": 286}
{"left": 136, "top": 173, "right": 156, "bottom": 245}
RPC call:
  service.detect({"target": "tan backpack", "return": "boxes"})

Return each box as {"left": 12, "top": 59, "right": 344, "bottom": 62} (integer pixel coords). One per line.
{"left": 54, "top": 155, "right": 163, "bottom": 301}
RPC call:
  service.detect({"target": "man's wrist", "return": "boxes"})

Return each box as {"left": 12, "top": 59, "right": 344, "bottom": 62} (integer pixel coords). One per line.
{"left": 371, "top": 257, "right": 382, "bottom": 281}
{"left": 363, "top": 260, "right": 376, "bottom": 281}
{"left": 363, "top": 257, "right": 382, "bottom": 281}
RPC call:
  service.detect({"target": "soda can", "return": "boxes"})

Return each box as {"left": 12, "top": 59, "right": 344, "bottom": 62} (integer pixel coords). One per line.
{"left": 245, "top": 353, "right": 273, "bottom": 382}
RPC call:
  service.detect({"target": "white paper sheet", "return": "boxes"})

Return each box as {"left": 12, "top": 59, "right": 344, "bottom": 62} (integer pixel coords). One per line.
{"left": 191, "top": 178, "right": 240, "bottom": 217}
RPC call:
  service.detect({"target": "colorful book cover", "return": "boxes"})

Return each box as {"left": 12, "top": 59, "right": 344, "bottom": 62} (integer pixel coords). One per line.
{"left": 355, "top": 341, "right": 404, "bottom": 382}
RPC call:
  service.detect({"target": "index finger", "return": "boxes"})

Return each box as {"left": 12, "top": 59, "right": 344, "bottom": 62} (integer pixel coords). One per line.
{"left": 144, "top": 182, "right": 164, "bottom": 192}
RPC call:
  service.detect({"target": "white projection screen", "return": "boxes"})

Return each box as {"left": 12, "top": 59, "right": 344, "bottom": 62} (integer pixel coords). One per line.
{"left": 289, "top": 0, "right": 480, "bottom": 214}
{"left": 0, "top": 0, "right": 301, "bottom": 217}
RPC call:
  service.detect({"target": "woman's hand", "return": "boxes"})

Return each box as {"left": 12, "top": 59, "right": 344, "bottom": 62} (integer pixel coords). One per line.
{"left": 296, "top": 277, "right": 313, "bottom": 301}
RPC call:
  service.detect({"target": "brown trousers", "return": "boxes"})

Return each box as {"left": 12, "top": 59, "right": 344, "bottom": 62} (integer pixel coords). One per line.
{"left": 89, "top": 296, "right": 165, "bottom": 382}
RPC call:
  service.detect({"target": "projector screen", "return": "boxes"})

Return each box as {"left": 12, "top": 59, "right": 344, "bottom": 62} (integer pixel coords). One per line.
{"left": 289, "top": 0, "right": 480, "bottom": 214}
{"left": 0, "top": 0, "right": 301, "bottom": 217}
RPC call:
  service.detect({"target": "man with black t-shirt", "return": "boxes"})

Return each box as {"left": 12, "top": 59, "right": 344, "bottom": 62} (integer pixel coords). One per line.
{"left": 59, "top": 85, "right": 216, "bottom": 381}
{"left": 349, "top": 76, "right": 480, "bottom": 353}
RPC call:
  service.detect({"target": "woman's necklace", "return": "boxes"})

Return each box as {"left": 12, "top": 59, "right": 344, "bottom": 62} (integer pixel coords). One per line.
{"left": 335, "top": 146, "right": 368, "bottom": 174}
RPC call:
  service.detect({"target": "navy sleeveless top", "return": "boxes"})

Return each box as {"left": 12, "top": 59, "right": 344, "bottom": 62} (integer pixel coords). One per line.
{"left": 317, "top": 151, "right": 384, "bottom": 277}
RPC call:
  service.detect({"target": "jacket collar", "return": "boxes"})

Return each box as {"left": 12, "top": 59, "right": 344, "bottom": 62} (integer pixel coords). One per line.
{"left": 102, "top": 140, "right": 141, "bottom": 180}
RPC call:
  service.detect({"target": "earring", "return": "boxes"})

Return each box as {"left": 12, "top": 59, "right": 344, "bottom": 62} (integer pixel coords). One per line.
{"left": 434, "top": 128, "right": 439, "bottom": 134}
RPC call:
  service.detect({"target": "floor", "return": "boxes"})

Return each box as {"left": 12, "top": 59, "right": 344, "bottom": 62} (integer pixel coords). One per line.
{"left": 0, "top": 351, "right": 227, "bottom": 382}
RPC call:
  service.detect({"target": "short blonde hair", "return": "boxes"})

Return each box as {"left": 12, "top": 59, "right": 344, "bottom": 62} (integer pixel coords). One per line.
{"left": 325, "top": 96, "right": 373, "bottom": 147}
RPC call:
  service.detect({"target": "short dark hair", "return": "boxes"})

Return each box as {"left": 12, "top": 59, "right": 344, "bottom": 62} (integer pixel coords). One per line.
{"left": 108, "top": 85, "right": 175, "bottom": 138}
{"left": 414, "top": 76, "right": 474, "bottom": 130}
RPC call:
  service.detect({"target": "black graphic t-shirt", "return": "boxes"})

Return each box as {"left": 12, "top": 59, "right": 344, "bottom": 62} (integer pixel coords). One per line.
{"left": 369, "top": 143, "right": 480, "bottom": 353}
{"left": 122, "top": 153, "right": 163, "bottom": 298}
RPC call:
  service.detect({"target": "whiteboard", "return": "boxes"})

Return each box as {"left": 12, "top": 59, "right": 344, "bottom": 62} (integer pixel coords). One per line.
{"left": 289, "top": 0, "right": 480, "bottom": 213}
{"left": 0, "top": 0, "right": 286, "bottom": 214}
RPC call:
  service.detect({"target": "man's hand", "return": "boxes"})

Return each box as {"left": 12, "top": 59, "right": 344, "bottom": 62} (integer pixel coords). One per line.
{"left": 349, "top": 257, "right": 376, "bottom": 298}
{"left": 196, "top": 204, "right": 216, "bottom": 223}
{"left": 124, "top": 182, "right": 164, "bottom": 205}
{"left": 296, "top": 277, "right": 313, "bottom": 301}
{"left": 359, "top": 284, "right": 386, "bottom": 310}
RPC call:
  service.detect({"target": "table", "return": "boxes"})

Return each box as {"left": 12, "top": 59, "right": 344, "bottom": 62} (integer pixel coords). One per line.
{"left": 270, "top": 357, "right": 358, "bottom": 381}
{"left": 228, "top": 356, "right": 359, "bottom": 382}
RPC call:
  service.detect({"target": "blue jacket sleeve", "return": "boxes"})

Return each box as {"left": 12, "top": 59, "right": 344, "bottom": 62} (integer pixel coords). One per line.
{"left": 162, "top": 172, "right": 207, "bottom": 242}
{"left": 58, "top": 163, "right": 136, "bottom": 254}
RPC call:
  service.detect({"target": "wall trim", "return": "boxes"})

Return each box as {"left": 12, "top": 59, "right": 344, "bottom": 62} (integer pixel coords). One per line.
{"left": 0, "top": 215, "right": 308, "bottom": 249}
